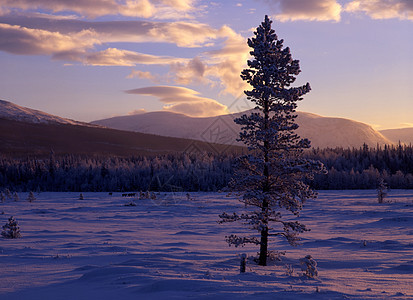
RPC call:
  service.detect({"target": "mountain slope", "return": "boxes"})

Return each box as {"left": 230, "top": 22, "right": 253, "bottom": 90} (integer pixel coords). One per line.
{"left": 295, "top": 112, "right": 392, "bottom": 149}
{"left": 0, "top": 99, "right": 93, "bottom": 126}
{"left": 93, "top": 111, "right": 393, "bottom": 149}
{"left": 380, "top": 128, "right": 413, "bottom": 145}
{"left": 0, "top": 118, "right": 243, "bottom": 158}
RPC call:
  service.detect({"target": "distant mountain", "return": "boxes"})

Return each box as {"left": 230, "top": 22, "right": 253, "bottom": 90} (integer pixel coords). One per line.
{"left": 295, "top": 112, "right": 392, "bottom": 149}
{"left": 0, "top": 118, "right": 243, "bottom": 158}
{"left": 380, "top": 128, "right": 413, "bottom": 145}
{"left": 0, "top": 100, "right": 244, "bottom": 158}
{"left": 0, "top": 99, "right": 94, "bottom": 126}
{"left": 92, "top": 110, "right": 393, "bottom": 149}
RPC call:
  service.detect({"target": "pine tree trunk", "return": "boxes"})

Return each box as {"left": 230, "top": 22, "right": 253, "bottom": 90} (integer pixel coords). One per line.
{"left": 258, "top": 93, "right": 270, "bottom": 266}
{"left": 258, "top": 227, "right": 268, "bottom": 266}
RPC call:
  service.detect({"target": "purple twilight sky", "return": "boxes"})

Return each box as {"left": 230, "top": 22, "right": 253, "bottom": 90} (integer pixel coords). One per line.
{"left": 0, "top": 0, "right": 412, "bottom": 129}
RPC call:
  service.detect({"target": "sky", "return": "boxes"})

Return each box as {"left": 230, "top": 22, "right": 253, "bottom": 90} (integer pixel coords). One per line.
{"left": 0, "top": 0, "right": 412, "bottom": 130}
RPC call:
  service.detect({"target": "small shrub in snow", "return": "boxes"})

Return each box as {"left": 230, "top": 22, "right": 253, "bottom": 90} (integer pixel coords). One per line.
{"left": 267, "top": 250, "right": 286, "bottom": 262}
{"left": 4, "top": 189, "right": 12, "bottom": 200}
{"left": 284, "top": 264, "right": 294, "bottom": 276}
{"left": 251, "top": 250, "right": 285, "bottom": 264}
{"left": 13, "top": 192, "right": 19, "bottom": 202}
{"left": 2, "top": 216, "right": 21, "bottom": 239}
{"left": 27, "top": 191, "right": 36, "bottom": 202}
{"left": 240, "top": 253, "right": 247, "bottom": 273}
{"left": 0, "top": 192, "right": 5, "bottom": 203}
{"left": 79, "top": 193, "right": 84, "bottom": 200}
{"left": 124, "top": 200, "right": 137, "bottom": 206}
{"left": 139, "top": 191, "right": 154, "bottom": 200}
{"left": 300, "top": 255, "right": 318, "bottom": 278}
{"left": 377, "top": 178, "right": 388, "bottom": 204}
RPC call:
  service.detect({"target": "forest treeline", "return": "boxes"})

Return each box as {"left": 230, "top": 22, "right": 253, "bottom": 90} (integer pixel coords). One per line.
{"left": 1, "top": 144, "right": 412, "bottom": 192}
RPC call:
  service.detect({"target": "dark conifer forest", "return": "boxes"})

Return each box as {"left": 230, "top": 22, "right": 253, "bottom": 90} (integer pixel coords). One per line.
{"left": 1, "top": 144, "right": 413, "bottom": 192}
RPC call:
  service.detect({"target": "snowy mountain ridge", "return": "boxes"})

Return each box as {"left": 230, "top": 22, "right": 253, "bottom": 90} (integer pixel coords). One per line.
{"left": 92, "top": 110, "right": 393, "bottom": 149}
{"left": 0, "top": 99, "right": 398, "bottom": 149}
{"left": 0, "top": 99, "right": 95, "bottom": 127}
{"left": 379, "top": 127, "right": 413, "bottom": 145}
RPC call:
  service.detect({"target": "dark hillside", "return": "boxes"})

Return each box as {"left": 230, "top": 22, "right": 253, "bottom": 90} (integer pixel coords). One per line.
{"left": 0, "top": 118, "right": 244, "bottom": 158}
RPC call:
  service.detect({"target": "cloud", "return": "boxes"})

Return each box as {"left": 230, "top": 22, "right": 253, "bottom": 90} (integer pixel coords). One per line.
{"left": 128, "top": 108, "right": 147, "bottom": 115}
{"left": 147, "top": 21, "right": 220, "bottom": 47}
{"left": 164, "top": 26, "right": 249, "bottom": 96}
{"left": 162, "top": 101, "right": 228, "bottom": 117}
{"left": 1, "top": 0, "right": 196, "bottom": 19}
{"left": 0, "top": 7, "right": 10, "bottom": 16}
{"left": 0, "top": 10, "right": 250, "bottom": 97}
{"left": 401, "top": 123, "right": 413, "bottom": 128}
{"left": 0, "top": 22, "right": 195, "bottom": 67}
{"left": 84, "top": 48, "right": 187, "bottom": 66}
{"left": 262, "top": 0, "right": 342, "bottom": 22}
{"left": 0, "top": 15, "right": 223, "bottom": 48}
{"left": 170, "top": 57, "right": 208, "bottom": 85}
{"left": 202, "top": 26, "right": 250, "bottom": 96}
{"left": 127, "top": 70, "right": 159, "bottom": 83}
{"left": 0, "top": 17, "right": 249, "bottom": 95}
{"left": 0, "top": 23, "right": 97, "bottom": 56}
{"left": 346, "top": 0, "right": 413, "bottom": 21}
{"left": 125, "top": 86, "right": 229, "bottom": 117}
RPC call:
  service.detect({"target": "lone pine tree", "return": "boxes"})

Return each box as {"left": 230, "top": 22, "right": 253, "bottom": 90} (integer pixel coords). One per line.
{"left": 219, "top": 15, "right": 324, "bottom": 266}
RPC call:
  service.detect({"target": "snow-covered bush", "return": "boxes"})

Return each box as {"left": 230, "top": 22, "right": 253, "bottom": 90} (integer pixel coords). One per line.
{"left": 377, "top": 178, "right": 388, "bottom": 204}
{"left": 4, "top": 189, "right": 12, "bottom": 200}
{"left": 284, "top": 264, "right": 294, "bottom": 276}
{"left": 13, "top": 192, "right": 19, "bottom": 202}
{"left": 300, "top": 255, "right": 318, "bottom": 278}
{"left": 27, "top": 191, "right": 36, "bottom": 202}
{"left": 2, "top": 216, "right": 21, "bottom": 239}
{"left": 267, "top": 250, "right": 286, "bottom": 262}
{"left": 240, "top": 253, "right": 247, "bottom": 273}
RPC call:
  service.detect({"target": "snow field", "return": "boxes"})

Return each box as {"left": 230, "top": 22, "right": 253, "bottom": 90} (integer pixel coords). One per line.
{"left": 0, "top": 190, "right": 412, "bottom": 299}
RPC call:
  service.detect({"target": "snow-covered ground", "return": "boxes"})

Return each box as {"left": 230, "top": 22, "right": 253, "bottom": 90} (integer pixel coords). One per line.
{"left": 0, "top": 191, "right": 412, "bottom": 299}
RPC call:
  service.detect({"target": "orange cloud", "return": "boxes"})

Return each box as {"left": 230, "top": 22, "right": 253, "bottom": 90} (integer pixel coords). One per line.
{"left": 0, "top": 11, "right": 251, "bottom": 97}
{"left": 346, "top": 0, "right": 413, "bottom": 20}
{"left": 162, "top": 100, "right": 229, "bottom": 117}
{"left": 0, "top": 15, "right": 225, "bottom": 48}
{"left": 84, "top": 48, "right": 187, "bottom": 66}
{"left": 170, "top": 57, "right": 209, "bottom": 85}
{"left": 1, "top": 0, "right": 196, "bottom": 19}
{"left": 203, "top": 26, "right": 250, "bottom": 96}
{"left": 125, "top": 86, "right": 229, "bottom": 117}
{"left": 128, "top": 108, "right": 147, "bottom": 115}
{"left": 0, "top": 23, "right": 97, "bottom": 55}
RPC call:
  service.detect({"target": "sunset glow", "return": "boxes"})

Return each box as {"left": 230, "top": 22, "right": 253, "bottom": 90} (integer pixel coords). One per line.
{"left": 0, "top": 0, "right": 412, "bottom": 129}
